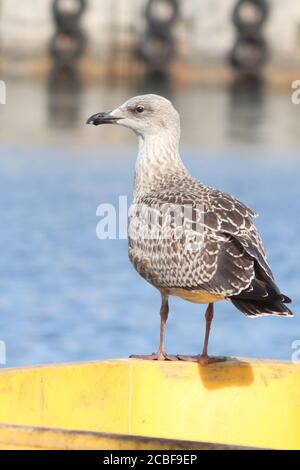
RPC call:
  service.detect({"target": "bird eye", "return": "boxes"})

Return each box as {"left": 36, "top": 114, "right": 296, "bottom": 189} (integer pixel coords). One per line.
{"left": 136, "top": 105, "right": 144, "bottom": 113}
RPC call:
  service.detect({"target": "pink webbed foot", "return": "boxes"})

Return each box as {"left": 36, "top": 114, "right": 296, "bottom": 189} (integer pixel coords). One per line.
{"left": 129, "top": 352, "right": 179, "bottom": 361}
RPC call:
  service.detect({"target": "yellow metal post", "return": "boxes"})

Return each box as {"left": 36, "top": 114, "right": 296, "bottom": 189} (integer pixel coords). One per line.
{"left": 0, "top": 359, "right": 299, "bottom": 449}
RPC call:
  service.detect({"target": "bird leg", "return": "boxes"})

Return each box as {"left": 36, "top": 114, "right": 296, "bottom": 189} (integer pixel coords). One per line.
{"left": 201, "top": 302, "right": 214, "bottom": 358}
{"left": 198, "top": 302, "right": 226, "bottom": 365}
{"left": 178, "top": 303, "right": 227, "bottom": 365}
{"left": 130, "top": 294, "right": 178, "bottom": 361}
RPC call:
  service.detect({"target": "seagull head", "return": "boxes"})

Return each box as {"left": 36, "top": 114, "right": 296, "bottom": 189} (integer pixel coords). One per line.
{"left": 86, "top": 94, "right": 180, "bottom": 139}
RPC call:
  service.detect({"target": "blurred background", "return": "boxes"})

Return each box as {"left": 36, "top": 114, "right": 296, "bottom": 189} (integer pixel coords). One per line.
{"left": 0, "top": 0, "right": 299, "bottom": 367}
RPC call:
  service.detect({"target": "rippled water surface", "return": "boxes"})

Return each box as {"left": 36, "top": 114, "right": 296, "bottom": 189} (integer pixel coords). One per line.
{"left": 0, "top": 79, "right": 299, "bottom": 366}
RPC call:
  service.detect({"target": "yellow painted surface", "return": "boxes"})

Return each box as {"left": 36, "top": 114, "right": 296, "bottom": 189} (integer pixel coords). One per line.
{"left": 0, "top": 358, "right": 299, "bottom": 450}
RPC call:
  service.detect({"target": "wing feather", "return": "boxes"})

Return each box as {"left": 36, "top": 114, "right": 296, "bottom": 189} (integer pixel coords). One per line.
{"left": 131, "top": 178, "right": 275, "bottom": 297}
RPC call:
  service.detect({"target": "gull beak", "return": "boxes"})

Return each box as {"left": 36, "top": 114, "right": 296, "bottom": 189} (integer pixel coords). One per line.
{"left": 86, "top": 111, "right": 123, "bottom": 126}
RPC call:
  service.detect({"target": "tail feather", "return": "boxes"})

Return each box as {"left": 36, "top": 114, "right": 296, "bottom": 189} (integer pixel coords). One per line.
{"left": 230, "top": 259, "right": 293, "bottom": 317}
{"left": 282, "top": 294, "right": 292, "bottom": 304}
{"left": 230, "top": 298, "right": 293, "bottom": 317}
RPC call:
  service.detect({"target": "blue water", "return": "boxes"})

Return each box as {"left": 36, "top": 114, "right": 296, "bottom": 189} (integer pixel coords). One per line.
{"left": 0, "top": 81, "right": 299, "bottom": 367}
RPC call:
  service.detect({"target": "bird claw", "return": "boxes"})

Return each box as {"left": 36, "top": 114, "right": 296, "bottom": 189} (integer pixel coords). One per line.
{"left": 177, "top": 354, "right": 228, "bottom": 365}
{"left": 130, "top": 353, "right": 228, "bottom": 364}
{"left": 129, "top": 352, "right": 179, "bottom": 361}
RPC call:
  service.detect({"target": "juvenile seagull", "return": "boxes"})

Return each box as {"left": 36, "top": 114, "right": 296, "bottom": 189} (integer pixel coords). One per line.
{"left": 87, "top": 94, "right": 293, "bottom": 364}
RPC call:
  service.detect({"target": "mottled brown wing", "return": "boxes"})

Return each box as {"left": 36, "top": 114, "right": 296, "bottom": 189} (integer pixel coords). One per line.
{"left": 205, "top": 187, "right": 273, "bottom": 280}
{"left": 135, "top": 181, "right": 273, "bottom": 297}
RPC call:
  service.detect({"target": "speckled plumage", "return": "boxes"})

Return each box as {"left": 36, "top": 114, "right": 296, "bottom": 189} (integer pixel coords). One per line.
{"left": 124, "top": 95, "right": 292, "bottom": 317}
{"left": 88, "top": 94, "right": 293, "bottom": 363}
{"left": 130, "top": 172, "right": 256, "bottom": 295}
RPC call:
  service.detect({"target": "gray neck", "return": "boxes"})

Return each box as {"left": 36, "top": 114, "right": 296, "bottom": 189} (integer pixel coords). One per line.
{"left": 133, "top": 131, "right": 187, "bottom": 197}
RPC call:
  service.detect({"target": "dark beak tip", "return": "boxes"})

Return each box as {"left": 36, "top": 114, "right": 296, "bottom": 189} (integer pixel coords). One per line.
{"left": 86, "top": 112, "right": 119, "bottom": 126}
{"left": 86, "top": 113, "right": 100, "bottom": 125}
